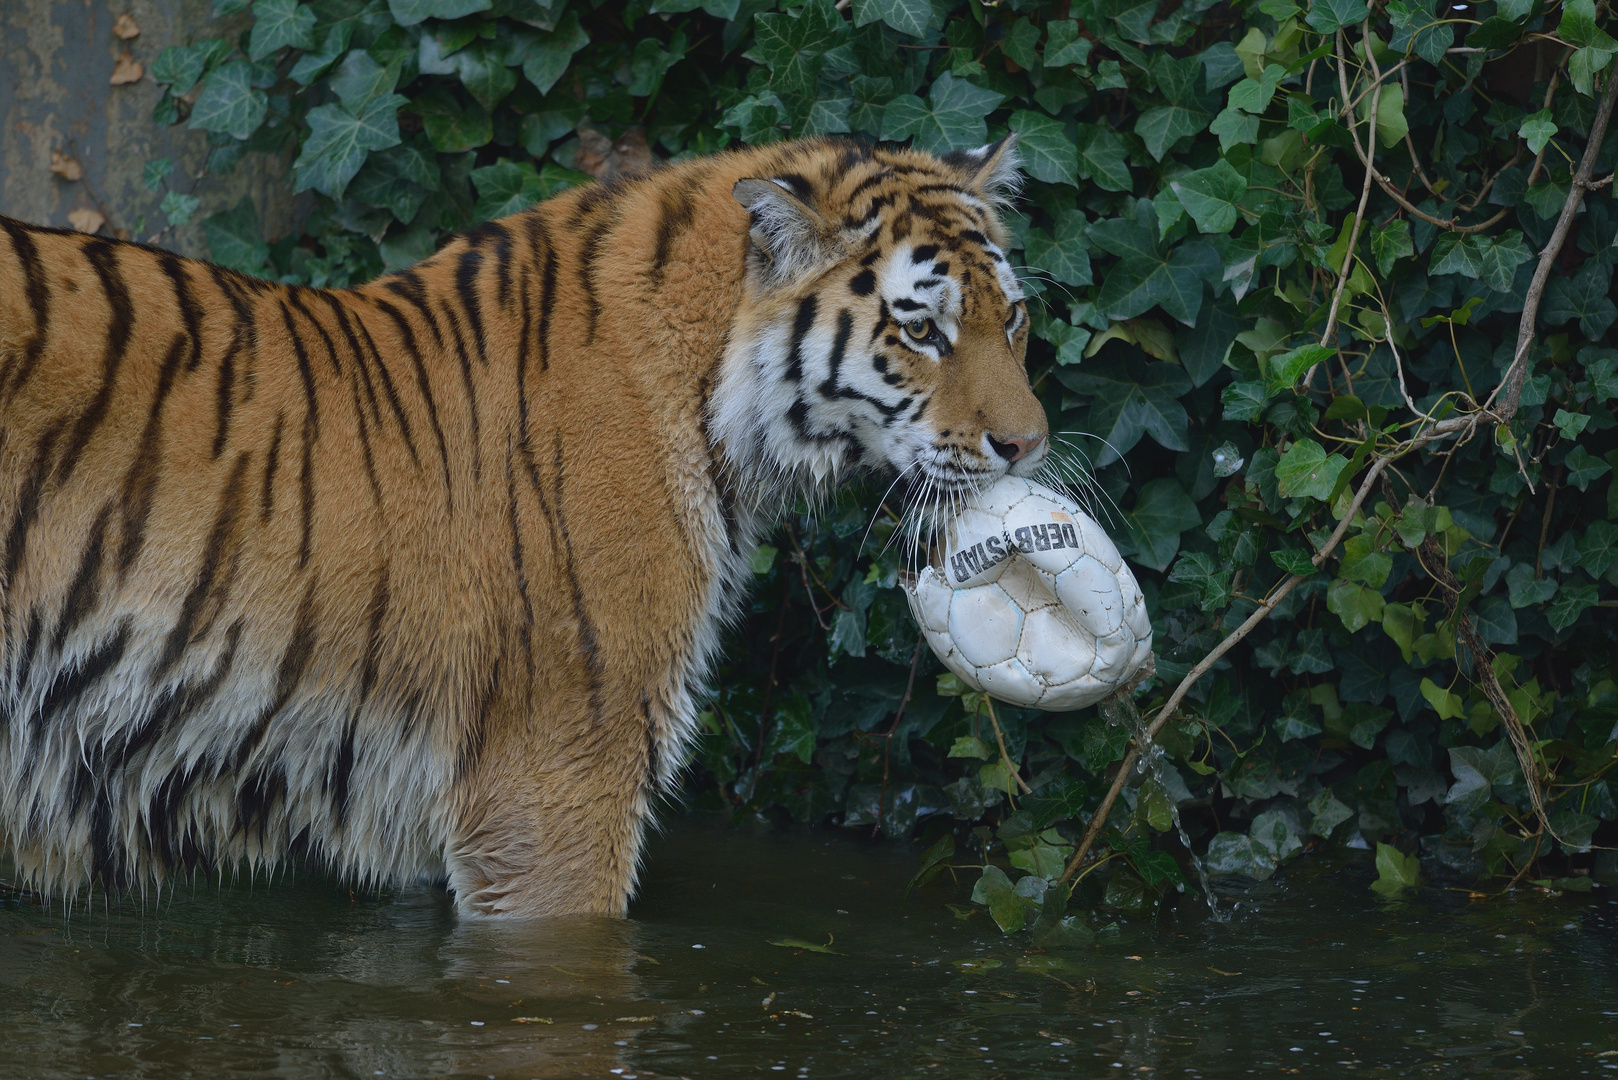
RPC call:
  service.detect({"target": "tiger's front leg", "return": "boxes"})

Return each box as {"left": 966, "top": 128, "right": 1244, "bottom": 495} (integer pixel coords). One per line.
{"left": 445, "top": 677, "right": 657, "bottom": 918}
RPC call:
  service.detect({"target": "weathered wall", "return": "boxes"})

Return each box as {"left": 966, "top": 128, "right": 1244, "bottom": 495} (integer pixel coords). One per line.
{"left": 0, "top": 0, "right": 301, "bottom": 257}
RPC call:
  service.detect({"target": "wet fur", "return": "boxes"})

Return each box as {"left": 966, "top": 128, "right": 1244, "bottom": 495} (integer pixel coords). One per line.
{"left": 0, "top": 137, "right": 1047, "bottom": 917}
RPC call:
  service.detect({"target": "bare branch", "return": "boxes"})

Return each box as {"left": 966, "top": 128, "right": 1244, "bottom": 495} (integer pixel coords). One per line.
{"left": 1326, "top": 27, "right": 1382, "bottom": 339}
{"left": 1416, "top": 538, "right": 1560, "bottom": 842}
{"left": 1492, "top": 69, "right": 1618, "bottom": 422}
{"left": 984, "top": 697, "right": 1032, "bottom": 795}
{"left": 1058, "top": 453, "right": 1396, "bottom": 886}
{"left": 1334, "top": 46, "right": 1512, "bottom": 236}
{"left": 1308, "top": 25, "right": 1384, "bottom": 387}
{"left": 1054, "top": 31, "right": 1618, "bottom": 898}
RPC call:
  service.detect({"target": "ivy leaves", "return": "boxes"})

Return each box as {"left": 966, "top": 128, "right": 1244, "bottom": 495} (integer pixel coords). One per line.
{"left": 1077, "top": 126, "right": 1132, "bottom": 190}
{"left": 292, "top": 52, "right": 406, "bottom": 198}
{"left": 189, "top": 61, "right": 269, "bottom": 140}
{"left": 1172, "top": 159, "right": 1248, "bottom": 234}
{"left": 1122, "top": 478, "right": 1202, "bottom": 570}
{"left": 1276, "top": 438, "right": 1349, "bottom": 500}
{"left": 1560, "top": 0, "right": 1618, "bottom": 95}
{"left": 1056, "top": 357, "right": 1192, "bottom": 466}
{"left": 1090, "top": 202, "right": 1218, "bottom": 325}
{"left": 1544, "top": 261, "right": 1618, "bottom": 340}
{"left": 204, "top": 197, "right": 271, "bottom": 272}
{"left": 1134, "top": 54, "right": 1211, "bottom": 159}
{"left": 249, "top": 0, "right": 316, "bottom": 61}
{"left": 1306, "top": 0, "right": 1370, "bottom": 35}
{"left": 749, "top": 1, "right": 845, "bottom": 102}
{"left": 882, "top": 73, "right": 1004, "bottom": 152}
{"left": 471, "top": 159, "right": 586, "bottom": 219}
{"left": 743, "top": 0, "right": 848, "bottom": 131}
{"left": 518, "top": 13, "right": 591, "bottom": 94}
{"left": 1009, "top": 111, "right": 1077, "bottom": 186}
{"left": 1429, "top": 231, "right": 1533, "bottom": 293}
{"left": 852, "top": 0, "right": 942, "bottom": 38}
{"left": 387, "top": 0, "right": 494, "bottom": 26}
{"left": 1024, "top": 208, "right": 1092, "bottom": 286}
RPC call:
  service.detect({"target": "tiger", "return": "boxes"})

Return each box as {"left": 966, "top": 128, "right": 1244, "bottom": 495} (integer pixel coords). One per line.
{"left": 0, "top": 135, "right": 1049, "bottom": 918}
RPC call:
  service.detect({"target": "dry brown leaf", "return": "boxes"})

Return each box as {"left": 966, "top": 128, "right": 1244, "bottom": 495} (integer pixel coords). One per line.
{"left": 67, "top": 207, "right": 106, "bottom": 234}
{"left": 110, "top": 50, "right": 143, "bottom": 85}
{"left": 572, "top": 126, "right": 656, "bottom": 179}
{"left": 49, "top": 150, "right": 83, "bottom": 181}
{"left": 113, "top": 13, "right": 140, "bottom": 39}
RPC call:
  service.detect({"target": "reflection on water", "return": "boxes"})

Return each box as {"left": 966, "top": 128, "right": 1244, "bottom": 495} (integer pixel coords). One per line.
{"left": 5, "top": 815, "right": 1618, "bottom": 1078}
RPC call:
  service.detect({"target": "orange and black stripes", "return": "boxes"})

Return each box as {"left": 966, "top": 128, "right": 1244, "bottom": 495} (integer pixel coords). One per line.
{"left": 154, "top": 450, "right": 253, "bottom": 682}
{"left": 0, "top": 218, "right": 51, "bottom": 405}
{"left": 116, "top": 330, "right": 189, "bottom": 576}
{"left": 155, "top": 252, "right": 205, "bottom": 372}
{"left": 372, "top": 294, "right": 453, "bottom": 497}
{"left": 207, "top": 264, "right": 256, "bottom": 459}
{"left": 549, "top": 434, "right": 605, "bottom": 730}
{"left": 648, "top": 167, "right": 710, "bottom": 286}
{"left": 57, "top": 239, "right": 135, "bottom": 487}
{"left": 51, "top": 506, "right": 112, "bottom": 655}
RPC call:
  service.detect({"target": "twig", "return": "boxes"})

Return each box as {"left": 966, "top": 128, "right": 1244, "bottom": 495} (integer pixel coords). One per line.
{"left": 748, "top": 575, "right": 795, "bottom": 795}
{"left": 1343, "top": 57, "right": 1412, "bottom": 113}
{"left": 1384, "top": 323, "right": 1427, "bottom": 416}
{"left": 1058, "top": 456, "right": 1395, "bottom": 886}
{"left": 1535, "top": 477, "right": 1558, "bottom": 576}
{"left": 1519, "top": 68, "right": 1567, "bottom": 194}
{"left": 1334, "top": 46, "right": 1512, "bottom": 236}
{"left": 1457, "top": 148, "right": 1523, "bottom": 211}
{"left": 874, "top": 641, "right": 925, "bottom": 835}
{"left": 1061, "top": 743, "right": 1138, "bottom": 885}
{"left": 1399, "top": 64, "right": 1445, "bottom": 199}
{"left": 1417, "top": 536, "right": 1558, "bottom": 840}
{"left": 1518, "top": 69, "right": 1565, "bottom": 193}
{"left": 1404, "top": 131, "right": 1443, "bottom": 198}
{"left": 1499, "top": 830, "right": 1546, "bottom": 894}
{"left": 1307, "top": 25, "right": 1384, "bottom": 387}
{"left": 1052, "top": 26, "right": 1618, "bottom": 897}
{"left": 788, "top": 527, "right": 837, "bottom": 629}
{"left": 984, "top": 697, "right": 1032, "bottom": 796}
{"left": 1491, "top": 68, "right": 1618, "bottom": 422}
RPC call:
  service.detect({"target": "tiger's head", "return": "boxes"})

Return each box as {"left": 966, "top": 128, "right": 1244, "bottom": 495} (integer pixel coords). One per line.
{"left": 711, "top": 137, "right": 1048, "bottom": 514}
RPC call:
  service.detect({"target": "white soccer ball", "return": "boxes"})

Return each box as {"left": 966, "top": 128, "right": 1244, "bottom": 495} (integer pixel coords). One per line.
{"left": 904, "top": 476, "right": 1154, "bottom": 711}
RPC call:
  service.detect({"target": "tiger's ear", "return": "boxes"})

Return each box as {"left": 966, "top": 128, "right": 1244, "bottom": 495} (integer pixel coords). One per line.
{"left": 942, "top": 134, "right": 1022, "bottom": 207}
{"left": 733, "top": 177, "right": 838, "bottom": 289}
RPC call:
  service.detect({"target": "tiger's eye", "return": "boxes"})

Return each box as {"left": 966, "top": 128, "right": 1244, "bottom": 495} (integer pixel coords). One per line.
{"left": 905, "top": 318, "right": 932, "bottom": 340}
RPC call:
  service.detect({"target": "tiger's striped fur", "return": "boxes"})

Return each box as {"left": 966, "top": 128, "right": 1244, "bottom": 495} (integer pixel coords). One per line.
{"left": 0, "top": 136, "right": 1047, "bottom": 917}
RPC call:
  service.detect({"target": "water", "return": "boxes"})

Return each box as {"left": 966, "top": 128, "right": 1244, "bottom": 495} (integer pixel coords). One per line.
{"left": 6, "top": 814, "right": 1618, "bottom": 1078}
{"left": 1103, "top": 692, "right": 1222, "bottom": 920}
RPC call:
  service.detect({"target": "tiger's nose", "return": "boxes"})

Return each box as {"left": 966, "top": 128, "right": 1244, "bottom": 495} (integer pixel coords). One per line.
{"left": 987, "top": 434, "right": 1045, "bottom": 462}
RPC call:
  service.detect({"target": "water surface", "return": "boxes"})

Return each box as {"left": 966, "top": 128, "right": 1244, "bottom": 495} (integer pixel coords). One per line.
{"left": 4, "top": 816, "right": 1618, "bottom": 1078}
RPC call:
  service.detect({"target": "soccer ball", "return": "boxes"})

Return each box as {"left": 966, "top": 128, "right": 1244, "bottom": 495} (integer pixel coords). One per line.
{"left": 904, "top": 476, "right": 1154, "bottom": 710}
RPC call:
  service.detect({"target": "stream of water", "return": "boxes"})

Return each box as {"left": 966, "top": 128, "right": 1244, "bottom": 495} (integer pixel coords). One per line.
{"left": 1104, "top": 694, "right": 1223, "bottom": 921}
{"left": 5, "top": 814, "right": 1618, "bottom": 1079}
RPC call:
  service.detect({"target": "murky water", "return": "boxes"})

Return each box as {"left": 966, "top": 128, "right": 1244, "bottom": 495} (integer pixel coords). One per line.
{"left": 5, "top": 815, "right": 1618, "bottom": 1079}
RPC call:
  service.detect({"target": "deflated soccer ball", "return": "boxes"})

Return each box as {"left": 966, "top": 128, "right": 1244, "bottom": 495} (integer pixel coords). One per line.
{"left": 904, "top": 476, "right": 1154, "bottom": 710}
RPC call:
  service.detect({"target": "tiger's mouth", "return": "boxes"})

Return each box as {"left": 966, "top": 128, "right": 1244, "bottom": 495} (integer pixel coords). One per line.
{"left": 898, "top": 444, "right": 999, "bottom": 500}
{"left": 901, "top": 436, "right": 1046, "bottom": 495}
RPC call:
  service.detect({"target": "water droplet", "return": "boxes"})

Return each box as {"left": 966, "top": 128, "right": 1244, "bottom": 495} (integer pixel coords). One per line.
{"left": 1211, "top": 442, "right": 1245, "bottom": 478}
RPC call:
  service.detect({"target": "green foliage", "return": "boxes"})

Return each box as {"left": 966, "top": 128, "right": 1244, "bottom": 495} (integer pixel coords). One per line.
{"left": 181, "top": 0, "right": 1618, "bottom": 927}
{"left": 1371, "top": 842, "right": 1421, "bottom": 896}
